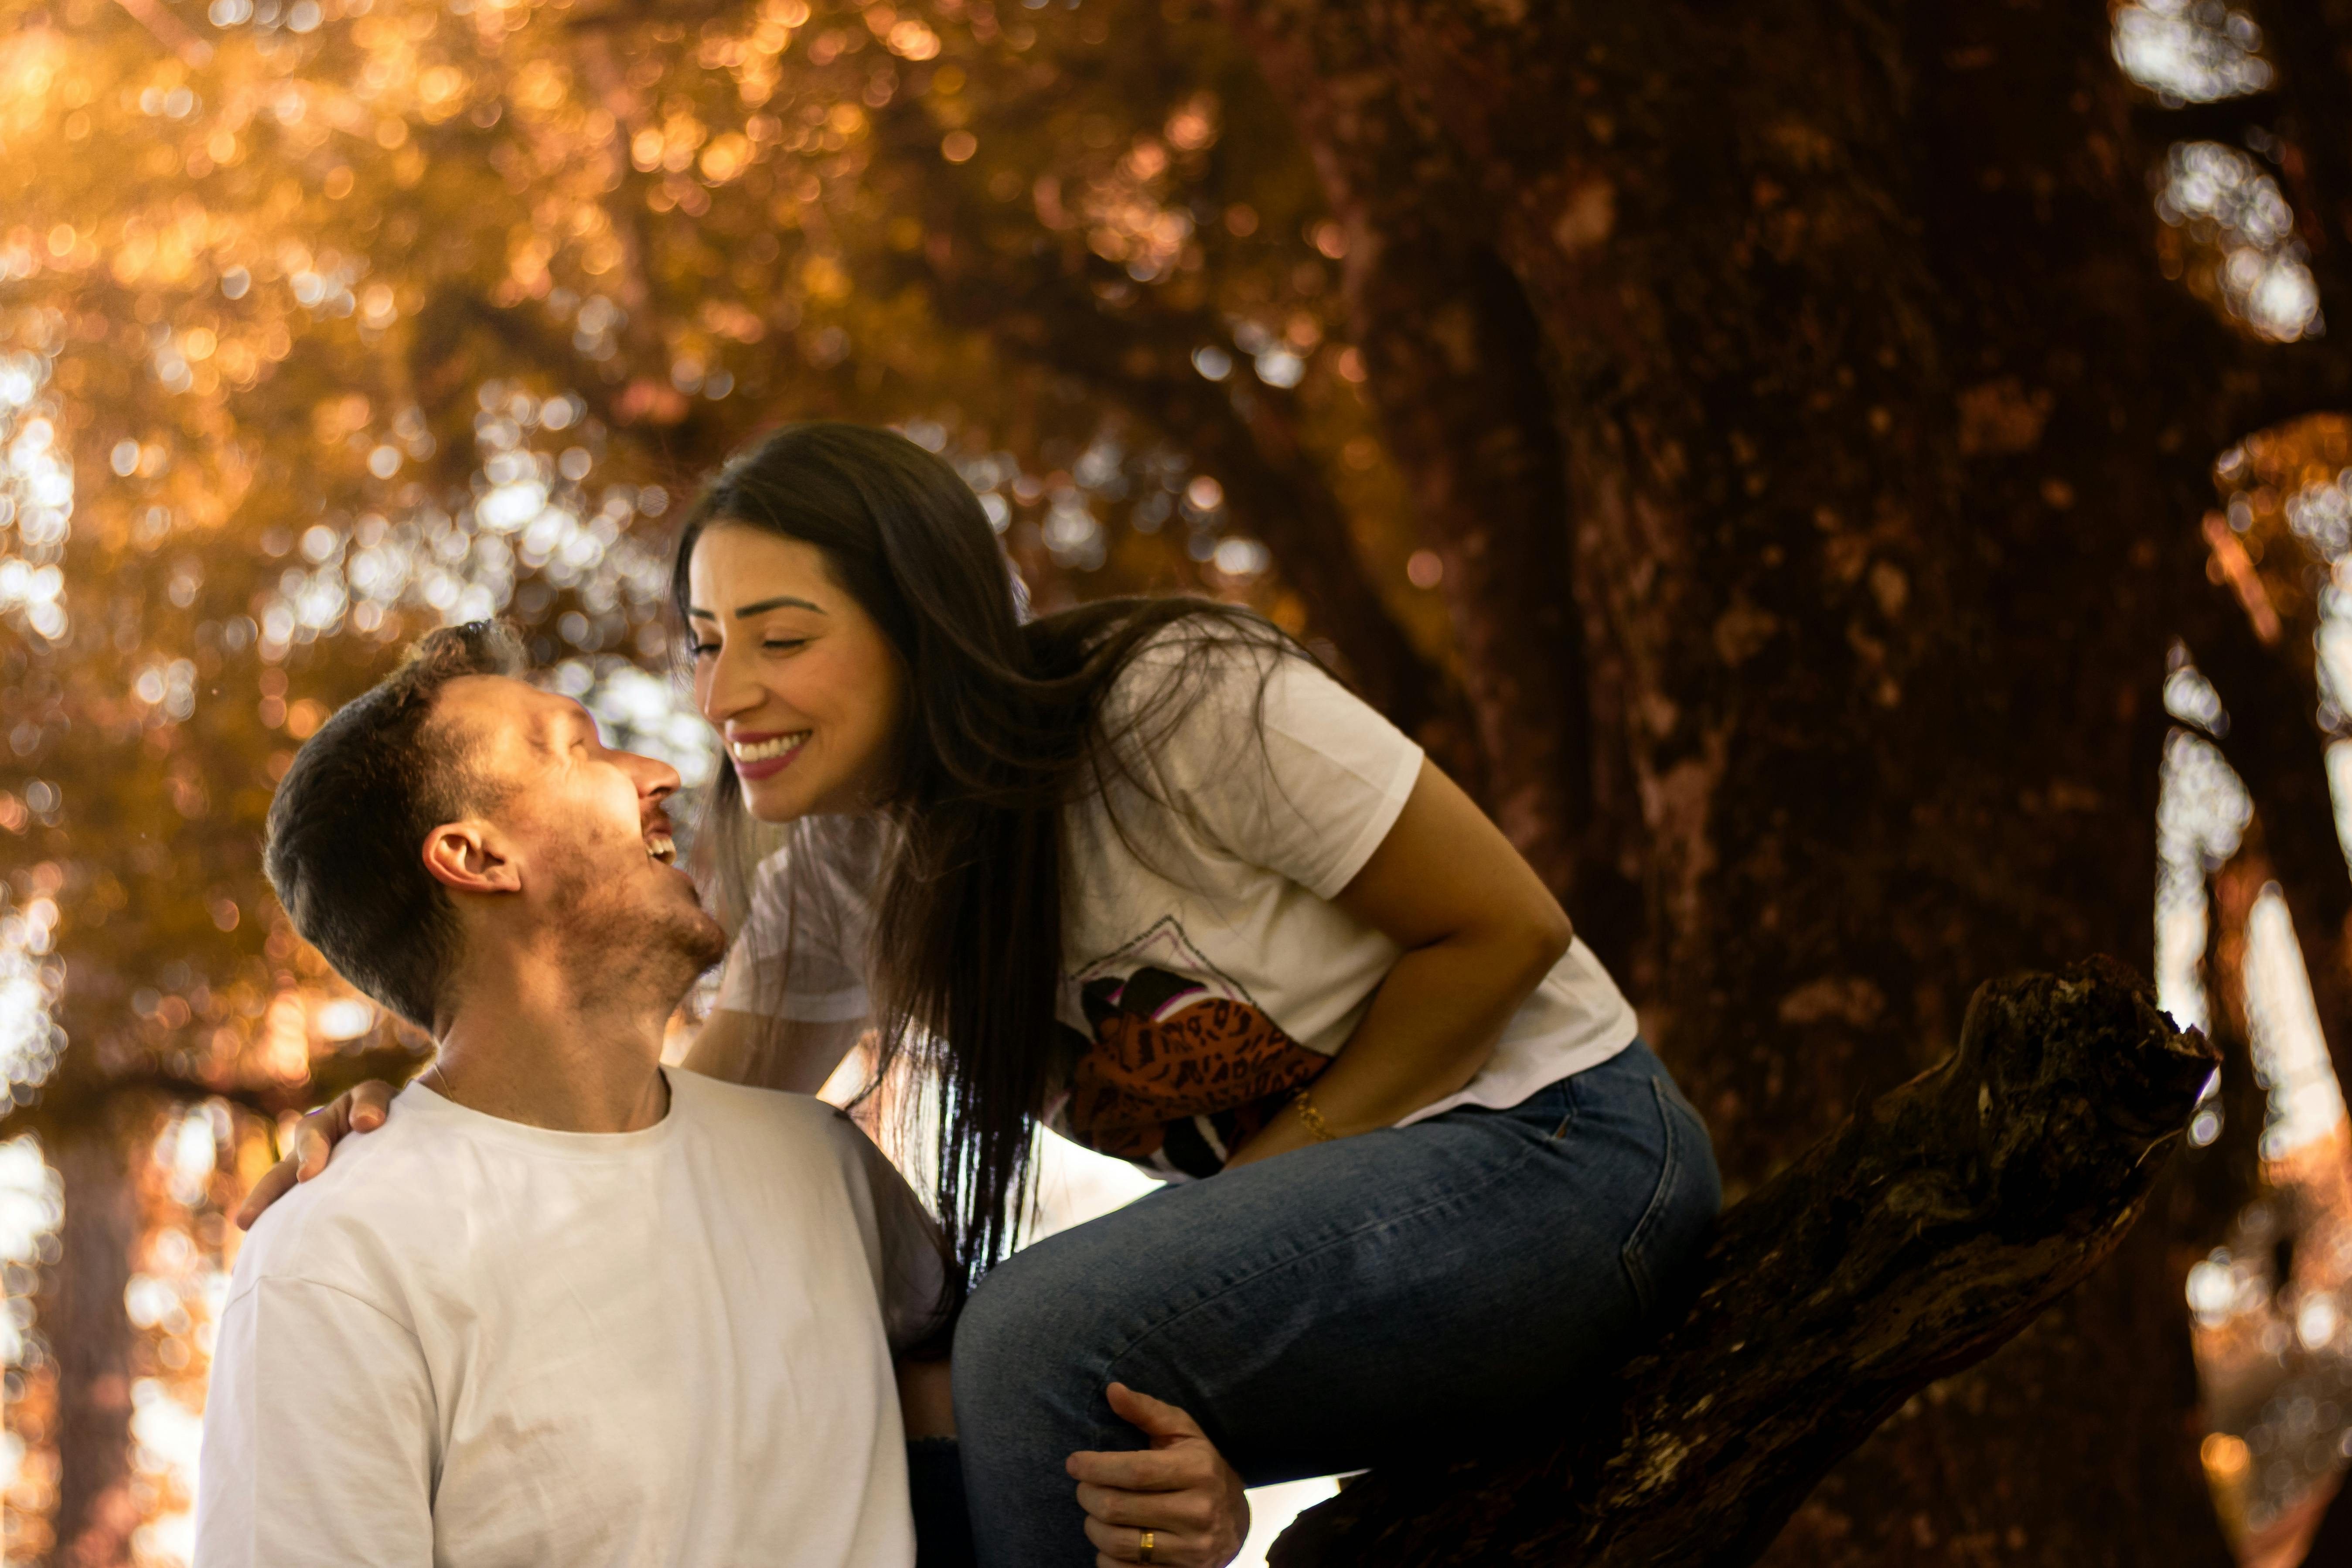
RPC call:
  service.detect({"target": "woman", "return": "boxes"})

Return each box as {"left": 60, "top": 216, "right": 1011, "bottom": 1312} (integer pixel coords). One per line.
{"left": 257, "top": 423, "right": 1720, "bottom": 1568}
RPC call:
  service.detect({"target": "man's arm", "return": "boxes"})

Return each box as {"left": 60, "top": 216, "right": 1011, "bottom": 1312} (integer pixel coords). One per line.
{"left": 896, "top": 1357, "right": 955, "bottom": 1439}
{"left": 196, "top": 1276, "right": 437, "bottom": 1568}
{"left": 684, "top": 1010, "right": 870, "bottom": 1095}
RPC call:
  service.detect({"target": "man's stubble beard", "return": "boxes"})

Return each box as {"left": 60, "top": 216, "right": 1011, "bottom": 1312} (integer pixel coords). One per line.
{"left": 547, "top": 858, "right": 730, "bottom": 1019}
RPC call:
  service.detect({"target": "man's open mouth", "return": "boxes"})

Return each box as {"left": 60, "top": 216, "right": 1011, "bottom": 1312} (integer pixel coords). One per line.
{"left": 646, "top": 833, "right": 677, "bottom": 865}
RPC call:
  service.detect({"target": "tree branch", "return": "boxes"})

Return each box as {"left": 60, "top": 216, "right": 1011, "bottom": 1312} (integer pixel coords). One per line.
{"left": 0, "top": 1042, "right": 429, "bottom": 1146}
{"left": 1271, "top": 959, "right": 2214, "bottom": 1567}
{"left": 111, "top": 0, "right": 213, "bottom": 68}
{"left": 405, "top": 286, "right": 725, "bottom": 468}
{"left": 866, "top": 103, "right": 1468, "bottom": 763}
{"left": 2127, "top": 90, "right": 2282, "bottom": 157}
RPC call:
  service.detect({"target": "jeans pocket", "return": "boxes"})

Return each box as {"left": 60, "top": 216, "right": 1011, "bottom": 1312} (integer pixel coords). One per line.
{"left": 1619, "top": 1076, "right": 1716, "bottom": 1318}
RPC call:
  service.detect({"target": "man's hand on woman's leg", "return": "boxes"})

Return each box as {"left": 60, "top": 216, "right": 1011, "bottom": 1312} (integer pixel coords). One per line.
{"left": 1067, "top": 1384, "right": 1248, "bottom": 1568}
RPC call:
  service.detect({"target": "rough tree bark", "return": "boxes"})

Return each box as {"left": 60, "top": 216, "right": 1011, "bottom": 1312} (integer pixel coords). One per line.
{"left": 1271, "top": 961, "right": 2214, "bottom": 1565}
{"left": 1213, "top": 0, "right": 2352, "bottom": 1558}
{"left": 47, "top": 1126, "right": 136, "bottom": 1568}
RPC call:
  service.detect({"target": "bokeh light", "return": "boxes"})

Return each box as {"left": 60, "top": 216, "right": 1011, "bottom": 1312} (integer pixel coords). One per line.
{"left": 2113, "top": 0, "right": 2272, "bottom": 104}
{"left": 2156, "top": 142, "right": 2322, "bottom": 343}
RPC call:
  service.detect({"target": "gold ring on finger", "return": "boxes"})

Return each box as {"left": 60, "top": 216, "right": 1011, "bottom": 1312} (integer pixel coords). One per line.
{"left": 1138, "top": 1529, "right": 1156, "bottom": 1565}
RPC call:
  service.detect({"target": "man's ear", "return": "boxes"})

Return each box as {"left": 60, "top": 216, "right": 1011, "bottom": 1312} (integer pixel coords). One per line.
{"left": 421, "top": 821, "right": 522, "bottom": 896}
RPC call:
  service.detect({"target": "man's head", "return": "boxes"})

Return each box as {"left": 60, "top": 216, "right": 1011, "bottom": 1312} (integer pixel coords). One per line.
{"left": 265, "top": 623, "right": 724, "bottom": 1034}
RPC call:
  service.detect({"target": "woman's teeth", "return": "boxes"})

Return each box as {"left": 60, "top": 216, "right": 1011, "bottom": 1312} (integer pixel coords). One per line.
{"left": 730, "top": 733, "right": 808, "bottom": 764}
{"left": 645, "top": 834, "right": 677, "bottom": 864}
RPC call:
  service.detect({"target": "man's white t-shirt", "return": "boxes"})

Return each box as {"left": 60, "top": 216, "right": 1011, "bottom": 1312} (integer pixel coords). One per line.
{"left": 195, "top": 1069, "right": 946, "bottom": 1568}
{"left": 718, "top": 630, "right": 1639, "bottom": 1180}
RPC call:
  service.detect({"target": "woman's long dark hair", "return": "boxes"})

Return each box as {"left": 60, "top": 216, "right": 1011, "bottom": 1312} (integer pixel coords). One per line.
{"left": 672, "top": 422, "right": 1288, "bottom": 1275}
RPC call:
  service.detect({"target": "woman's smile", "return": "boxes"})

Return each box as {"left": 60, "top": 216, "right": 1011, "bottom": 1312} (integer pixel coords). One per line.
{"left": 729, "top": 729, "right": 811, "bottom": 781}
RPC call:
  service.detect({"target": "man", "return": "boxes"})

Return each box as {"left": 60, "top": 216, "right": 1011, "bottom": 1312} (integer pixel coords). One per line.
{"left": 198, "top": 623, "right": 1242, "bottom": 1568}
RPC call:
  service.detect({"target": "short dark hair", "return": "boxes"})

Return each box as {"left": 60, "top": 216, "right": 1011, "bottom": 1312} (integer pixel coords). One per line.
{"left": 264, "top": 622, "right": 526, "bottom": 1031}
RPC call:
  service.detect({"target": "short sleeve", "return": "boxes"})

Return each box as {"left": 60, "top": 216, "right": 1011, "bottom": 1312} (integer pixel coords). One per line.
{"left": 1154, "top": 643, "right": 1425, "bottom": 900}
{"left": 196, "top": 1277, "right": 437, "bottom": 1568}
{"left": 715, "top": 844, "right": 874, "bottom": 1024}
{"left": 825, "top": 1114, "right": 956, "bottom": 1357}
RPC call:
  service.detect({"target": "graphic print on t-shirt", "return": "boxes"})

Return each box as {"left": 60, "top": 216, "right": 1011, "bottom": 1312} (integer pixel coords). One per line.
{"left": 1058, "top": 917, "right": 1331, "bottom": 1178}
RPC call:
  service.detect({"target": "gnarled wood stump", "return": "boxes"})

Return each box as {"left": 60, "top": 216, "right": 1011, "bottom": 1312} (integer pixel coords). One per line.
{"left": 1270, "top": 958, "right": 2216, "bottom": 1567}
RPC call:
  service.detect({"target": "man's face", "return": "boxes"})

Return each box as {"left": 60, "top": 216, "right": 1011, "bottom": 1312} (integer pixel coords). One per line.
{"left": 430, "top": 675, "right": 727, "bottom": 983}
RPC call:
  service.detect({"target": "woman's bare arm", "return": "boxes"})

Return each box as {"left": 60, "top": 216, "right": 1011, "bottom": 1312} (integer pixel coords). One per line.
{"left": 683, "top": 1009, "right": 870, "bottom": 1095}
{"left": 1223, "top": 756, "right": 1571, "bottom": 1170}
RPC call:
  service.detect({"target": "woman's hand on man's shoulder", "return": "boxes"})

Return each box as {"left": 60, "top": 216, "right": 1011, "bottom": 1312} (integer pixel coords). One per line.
{"left": 232, "top": 1080, "right": 397, "bottom": 1229}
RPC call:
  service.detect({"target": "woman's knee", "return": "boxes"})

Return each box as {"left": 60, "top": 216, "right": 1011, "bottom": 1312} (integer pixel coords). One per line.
{"left": 951, "top": 1243, "right": 1108, "bottom": 1424}
{"left": 948, "top": 1267, "right": 1033, "bottom": 1417}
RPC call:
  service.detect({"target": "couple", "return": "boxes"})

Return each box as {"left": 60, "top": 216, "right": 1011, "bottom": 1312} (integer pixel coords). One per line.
{"left": 199, "top": 423, "right": 1723, "bottom": 1566}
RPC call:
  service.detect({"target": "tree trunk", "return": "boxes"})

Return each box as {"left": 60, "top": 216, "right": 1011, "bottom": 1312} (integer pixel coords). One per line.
{"left": 1224, "top": 0, "right": 2293, "bottom": 1556}
{"left": 0, "top": 1001, "right": 424, "bottom": 1564}
{"left": 1270, "top": 961, "right": 2216, "bottom": 1564}
{"left": 2188, "top": 595, "right": 2352, "bottom": 1096}
{"left": 46, "top": 1126, "right": 136, "bottom": 1568}
{"left": 1222, "top": 1, "right": 1608, "bottom": 918}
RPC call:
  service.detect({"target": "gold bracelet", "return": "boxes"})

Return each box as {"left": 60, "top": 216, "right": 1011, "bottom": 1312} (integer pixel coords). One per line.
{"left": 1292, "top": 1088, "right": 1339, "bottom": 1142}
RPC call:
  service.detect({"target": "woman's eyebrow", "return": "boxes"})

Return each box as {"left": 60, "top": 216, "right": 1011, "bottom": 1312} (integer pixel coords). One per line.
{"left": 729, "top": 596, "right": 826, "bottom": 618}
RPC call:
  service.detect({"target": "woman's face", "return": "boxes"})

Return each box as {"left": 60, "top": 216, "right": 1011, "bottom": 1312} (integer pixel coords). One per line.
{"left": 687, "top": 523, "right": 903, "bottom": 822}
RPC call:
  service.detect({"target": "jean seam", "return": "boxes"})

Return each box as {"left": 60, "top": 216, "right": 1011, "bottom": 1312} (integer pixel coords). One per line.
{"left": 1091, "top": 1120, "right": 1559, "bottom": 1387}
{"left": 1548, "top": 1081, "right": 1579, "bottom": 1141}
{"left": 1619, "top": 1077, "right": 1686, "bottom": 1315}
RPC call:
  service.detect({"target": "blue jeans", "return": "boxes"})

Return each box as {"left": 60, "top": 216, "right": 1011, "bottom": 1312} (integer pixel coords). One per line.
{"left": 951, "top": 1040, "right": 1721, "bottom": 1568}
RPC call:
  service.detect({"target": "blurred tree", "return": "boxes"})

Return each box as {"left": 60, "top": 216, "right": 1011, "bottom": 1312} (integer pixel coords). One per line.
{"left": 0, "top": 0, "right": 1444, "bottom": 1555}
{"left": 1206, "top": 0, "right": 2348, "bottom": 1563}
{"left": 3, "top": 0, "right": 2352, "bottom": 1560}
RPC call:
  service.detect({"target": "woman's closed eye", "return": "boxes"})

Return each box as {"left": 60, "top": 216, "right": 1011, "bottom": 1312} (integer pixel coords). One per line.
{"left": 689, "top": 637, "right": 808, "bottom": 656}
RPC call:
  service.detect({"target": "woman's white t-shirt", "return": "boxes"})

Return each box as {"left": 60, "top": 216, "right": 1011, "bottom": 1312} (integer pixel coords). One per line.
{"left": 717, "top": 634, "right": 1638, "bottom": 1180}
